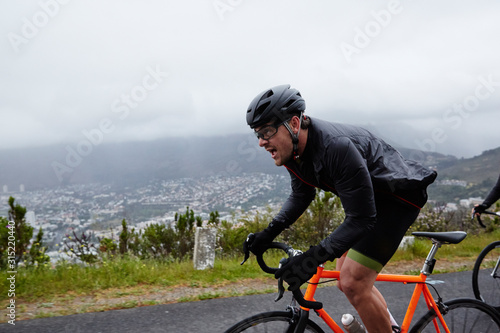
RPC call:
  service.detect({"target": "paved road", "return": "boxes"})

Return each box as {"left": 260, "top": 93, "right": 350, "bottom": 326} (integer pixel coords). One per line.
{"left": 1, "top": 271, "right": 477, "bottom": 332}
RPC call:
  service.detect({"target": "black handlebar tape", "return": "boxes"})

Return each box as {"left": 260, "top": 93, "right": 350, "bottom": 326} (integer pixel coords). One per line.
{"left": 256, "top": 242, "right": 323, "bottom": 310}
{"left": 292, "top": 289, "right": 323, "bottom": 310}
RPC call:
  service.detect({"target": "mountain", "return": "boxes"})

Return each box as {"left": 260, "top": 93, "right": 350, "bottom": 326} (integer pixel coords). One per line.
{"left": 1, "top": 135, "right": 498, "bottom": 204}
{"left": 0, "top": 134, "right": 285, "bottom": 191}
{"left": 432, "top": 147, "right": 500, "bottom": 185}
{"left": 425, "top": 147, "right": 500, "bottom": 203}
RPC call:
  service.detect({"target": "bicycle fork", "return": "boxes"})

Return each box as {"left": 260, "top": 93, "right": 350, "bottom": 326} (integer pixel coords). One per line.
{"left": 284, "top": 306, "right": 317, "bottom": 333}
{"left": 491, "top": 257, "right": 500, "bottom": 278}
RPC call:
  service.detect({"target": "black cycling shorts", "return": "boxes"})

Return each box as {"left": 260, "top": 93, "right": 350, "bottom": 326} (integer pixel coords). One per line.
{"left": 347, "top": 190, "right": 425, "bottom": 272}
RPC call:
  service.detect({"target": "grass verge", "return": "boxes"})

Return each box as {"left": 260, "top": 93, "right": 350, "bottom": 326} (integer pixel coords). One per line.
{"left": 1, "top": 229, "right": 498, "bottom": 322}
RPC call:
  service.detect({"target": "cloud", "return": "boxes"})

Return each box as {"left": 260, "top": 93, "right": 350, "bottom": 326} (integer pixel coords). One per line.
{"left": 0, "top": 0, "right": 499, "bottom": 158}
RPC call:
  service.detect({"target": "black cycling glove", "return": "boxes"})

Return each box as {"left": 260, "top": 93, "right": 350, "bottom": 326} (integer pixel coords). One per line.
{"left": 274, "top": 244, "right": 332, "bottom": 291}
{"left": 473, "top": 203, "right": 488, "bottom": 215}
{"left": 246, "top": 220, "right": 285, "bottom": 256}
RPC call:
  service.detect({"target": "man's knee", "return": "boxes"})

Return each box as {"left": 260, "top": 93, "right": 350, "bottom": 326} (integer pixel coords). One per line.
{"left": 339, "top": 277, "right": 364, "bottom": 298}
{"left": 336, "top": 280, "right": 344, "bottom": 293}
{"left": 338, "top": 258, "right": 378, "bottom": 303}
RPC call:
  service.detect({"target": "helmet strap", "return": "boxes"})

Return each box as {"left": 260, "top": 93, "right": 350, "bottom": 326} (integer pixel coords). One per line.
{"left": 283, "top": 113, "right": 303, "bottom": 161}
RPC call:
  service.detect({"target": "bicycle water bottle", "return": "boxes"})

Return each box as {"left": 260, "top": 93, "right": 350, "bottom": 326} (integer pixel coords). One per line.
{"left": 342, "top": 313, "right": 366, "bottom": 333}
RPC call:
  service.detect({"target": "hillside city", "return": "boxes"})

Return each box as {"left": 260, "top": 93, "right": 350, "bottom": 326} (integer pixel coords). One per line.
{"left": 0, "top": 173, "right": 289, "bottom": 261}
{"left": 0, "top": 173, "right": 487, "bottom": 262}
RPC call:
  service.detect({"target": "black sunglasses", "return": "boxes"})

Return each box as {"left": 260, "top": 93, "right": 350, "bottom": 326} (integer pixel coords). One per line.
{"left": 254, "top": 119, "right": 289, "bottom": 140}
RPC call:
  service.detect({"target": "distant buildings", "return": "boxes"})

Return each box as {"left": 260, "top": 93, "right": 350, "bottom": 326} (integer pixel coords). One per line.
{"left": 436, "top": 179, "right": 467, "bottom": 187}
{"left": 2, "top": 183, "right": 26, "bottom": 193}
{"left": 0, "top": 173, "right": 289, "bottom": 256}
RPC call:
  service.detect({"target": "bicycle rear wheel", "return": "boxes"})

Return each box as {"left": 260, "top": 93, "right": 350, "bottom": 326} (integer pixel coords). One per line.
{"left": 224, "top": 310, "right": 325, "bottom": 333}
{"left": 410, "top": 298, "right": 500, "bottom": 332}
{"left": 472, "top": 240, "right": 500, "bottom": 311}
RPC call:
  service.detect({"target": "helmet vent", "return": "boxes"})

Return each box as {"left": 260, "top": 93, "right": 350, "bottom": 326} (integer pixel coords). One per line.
{"left": 255, "top": 101, "right": 271, "bottom": 117}
{"left": 283, "top": 99, "right": 296, "bottom": 109}
{"left": 263, "top": 90, "right": 274, "bottom": 98}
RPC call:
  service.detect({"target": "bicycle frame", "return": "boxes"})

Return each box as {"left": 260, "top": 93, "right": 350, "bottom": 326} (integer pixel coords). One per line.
{"left": 297, "top": 239, "right": 452, "bottom": 333}
{"left": 301, "top": 268, "right": 447, "bottom": 333}
{"left": 237, "top": 231, "right": 471, "bottom": 333}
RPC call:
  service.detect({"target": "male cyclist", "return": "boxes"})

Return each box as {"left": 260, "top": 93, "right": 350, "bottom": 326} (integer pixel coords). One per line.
{"left": 244, "top": 84, "right": 437, "bottom": 333}
{"left": 473, "top": 173, "right": 500, "bottom": 216}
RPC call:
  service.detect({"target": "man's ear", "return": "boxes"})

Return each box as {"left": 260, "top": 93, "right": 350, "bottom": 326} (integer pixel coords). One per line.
{"left": 291, "top": 116, "right": 301, "bottom": 134}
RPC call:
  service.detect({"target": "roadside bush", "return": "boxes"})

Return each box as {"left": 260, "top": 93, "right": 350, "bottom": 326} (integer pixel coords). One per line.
{"left": 63, "top": 230, "right": 99, "bottom": 264}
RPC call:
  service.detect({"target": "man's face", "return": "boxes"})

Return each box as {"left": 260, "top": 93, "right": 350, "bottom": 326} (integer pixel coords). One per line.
{"left": 254, "top": 121, "right": 293, "bottom": 166}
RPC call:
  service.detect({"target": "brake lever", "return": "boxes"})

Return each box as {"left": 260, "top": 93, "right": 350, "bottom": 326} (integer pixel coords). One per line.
{"left": 275, "top": 278, "right": 285, "bottom": 302}
{"left": 240, "top": 233, "right": 255, "bottom": 265}
{"left": 478, "top": 215, "right": 486, "bottom": 228}
{"left": 471, "top": 210, "right": 486, "bottom": 228}
{"left": 473, "top": 213, "right": 486, "bottom": 228}
{"left": 274, "top": 257, "right": 288, "bottom": 303}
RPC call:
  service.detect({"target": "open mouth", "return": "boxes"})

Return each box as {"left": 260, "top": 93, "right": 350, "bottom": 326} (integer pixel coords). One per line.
{"left": 268, "top": 148, "right": 277, "bottom": 159}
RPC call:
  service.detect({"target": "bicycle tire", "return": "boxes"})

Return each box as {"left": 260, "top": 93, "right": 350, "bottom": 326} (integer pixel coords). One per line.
{"left": 409, "top": 298, "right": 500, "bottom": 332}
{"left": 472, "top": 240, "right": 500, "bottom": 311}
{"left": 224, "top": 310, "right": 325, "bottom": 333}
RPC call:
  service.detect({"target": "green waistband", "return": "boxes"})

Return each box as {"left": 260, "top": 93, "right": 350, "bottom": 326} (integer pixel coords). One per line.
{"left": 347, "top": 249, "right": 384, "bottom": 273}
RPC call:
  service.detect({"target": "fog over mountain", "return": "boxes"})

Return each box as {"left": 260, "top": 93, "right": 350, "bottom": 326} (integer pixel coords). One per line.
{"left": 0, "top": 134, "right": 283, "bottom": 191}
{"left": 0, "top": 134, "right": 448, "bottom": 189}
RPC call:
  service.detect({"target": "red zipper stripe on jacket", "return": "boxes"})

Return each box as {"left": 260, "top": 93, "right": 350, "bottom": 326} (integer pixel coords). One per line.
{"left": 284, "top": 165, "right": 316, "bottom": 188}
{"left": 285, "top": 166, "right": 422, "bottom": 210}
{"left": 375, "top": 190, "right": 423, "bottom": 210}
{"left": 390, "top": 193, "right": 422, "bottom": 210}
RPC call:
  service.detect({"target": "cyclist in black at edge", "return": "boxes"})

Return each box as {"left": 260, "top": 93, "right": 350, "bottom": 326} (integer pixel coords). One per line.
{"left": 243, "top": 85, "right": 437, "bottom": 333}
{"left": 473, "top": 173, "right": 500, "bottom": 216}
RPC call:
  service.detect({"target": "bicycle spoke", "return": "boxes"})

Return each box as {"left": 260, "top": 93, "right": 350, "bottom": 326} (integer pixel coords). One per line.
{"left": 411, "top": 299, "right": 500, "bottom": 333}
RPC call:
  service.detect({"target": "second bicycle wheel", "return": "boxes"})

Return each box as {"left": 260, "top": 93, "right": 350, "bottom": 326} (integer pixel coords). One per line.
{"left": 224, "top": 310, "right": 325, "bottom": 333}
{"left": 410, "top": 298, "right": 500, "bottom": 332}
{"left": 472, "top": 240, "right": 500, "bottom": 311}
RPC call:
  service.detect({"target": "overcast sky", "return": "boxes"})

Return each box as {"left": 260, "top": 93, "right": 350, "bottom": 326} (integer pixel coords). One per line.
{"left": 1, "top": 0, "right": 499, "bottom": 158}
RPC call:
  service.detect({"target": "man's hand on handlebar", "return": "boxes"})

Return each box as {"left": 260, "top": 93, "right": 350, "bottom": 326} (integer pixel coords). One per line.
{"left": 247, "top": 230, "right": 275, "bottom": 256}
{"left": 242, "top": 222, "right": 285, "bottom": 258}
{"left": 241, "top": 237, "right": 326, "bottom": 310}
{"left": 470, "top": 205, "right": 500, "bottom": 228}
{"left": 472, "top": 204, "right": 487, "bottom": 217}
{"left": 275, "top": 244, "right": 331, "bottom": 291}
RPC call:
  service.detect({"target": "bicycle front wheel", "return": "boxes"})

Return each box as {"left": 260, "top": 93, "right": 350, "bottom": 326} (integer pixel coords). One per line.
{"left": 224, "top": 310, "right": 325, "bottom": 333}
{"left": 410, "top": 298, "right": 500, "bottom": 332}
{"left": 472, "top": 240, "right": 500, "bottom": 311}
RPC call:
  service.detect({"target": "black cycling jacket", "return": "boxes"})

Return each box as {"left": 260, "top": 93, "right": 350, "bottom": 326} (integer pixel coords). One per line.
{"left": 273, "top": 117, "right": 437, "bottom": 258}
{"left": 483, "top": 174, "right": 500, "bottom": 208}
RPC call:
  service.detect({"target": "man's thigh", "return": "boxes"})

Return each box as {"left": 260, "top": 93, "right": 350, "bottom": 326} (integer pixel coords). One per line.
{"left": 349, "top": 199, "right": 420, "bottom": 272}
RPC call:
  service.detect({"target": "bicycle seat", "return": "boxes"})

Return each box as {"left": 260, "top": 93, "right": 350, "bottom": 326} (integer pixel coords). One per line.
{"left": 412, "top": 231, "right": 467, "bottom": 244}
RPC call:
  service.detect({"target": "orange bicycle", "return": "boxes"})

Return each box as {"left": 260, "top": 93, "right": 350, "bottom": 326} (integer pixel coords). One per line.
{"left": 225, "top": 231, "right": 500, "bottom": 332}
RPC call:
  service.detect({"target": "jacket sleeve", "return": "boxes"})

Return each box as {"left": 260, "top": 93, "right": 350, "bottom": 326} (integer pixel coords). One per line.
{"left": 483, "top": 174, "right": 500, "bottom": 208}
{"left": 320, "top": 137, "right": 377, "bottom": 258}
{"left": 271, "top": 169, "right": 316, "bottom": 230}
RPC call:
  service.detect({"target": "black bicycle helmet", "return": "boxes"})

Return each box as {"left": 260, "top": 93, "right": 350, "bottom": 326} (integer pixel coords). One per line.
{"left": 246, "top": 84, "right": 305, "bottom": 129}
